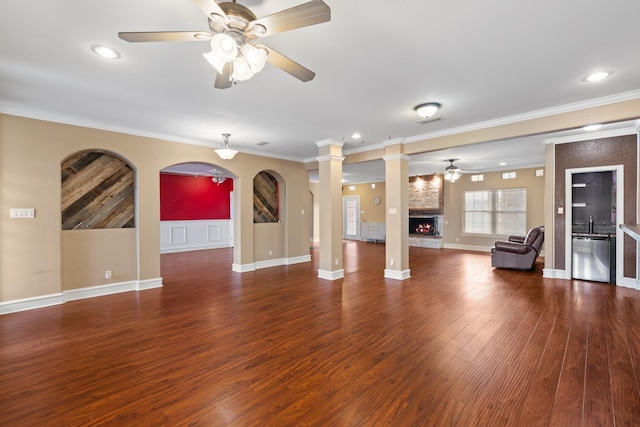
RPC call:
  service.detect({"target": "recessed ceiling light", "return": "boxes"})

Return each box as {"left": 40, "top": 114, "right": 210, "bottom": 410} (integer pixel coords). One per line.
{"left": 583, "top": 124, "right": 602, "bottom": 131}
{"left": 499, "top": 162, "right": 507, "bottom": 166}
{"left": 352, "top": 132, "right": 361, "bottom": 139}
{"left": 585, "top": 71, "right": 610, "bottom": 82}
{"left": 91, "top": 45, "right": 120, "bottom": 59}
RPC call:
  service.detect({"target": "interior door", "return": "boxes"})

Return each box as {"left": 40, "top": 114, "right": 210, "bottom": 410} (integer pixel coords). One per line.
{"left": 343, "top": 196, "right": 360, "bottom": 240}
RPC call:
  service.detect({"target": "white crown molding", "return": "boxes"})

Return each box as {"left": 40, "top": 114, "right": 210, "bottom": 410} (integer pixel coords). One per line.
{"left": 315, "top": 139, "right": 344, "bottom": 147}
{"left": 0, "top": 105, "right": 304, "bottom": 163}
{"left": 341, "top": 141, "right": 387, "bottom": 157}
{"left": 311, "top": 90, "right": 640, "bottom": 163}
{"left": 383, "top": 154, "right": 411, "bottom": 162}
{"left": 382, "top": 138, "right": 405, "bottom": 147}
{"left": 316, "top": 154, "right": 345, "bottom": 163}
{"left": 544, "top": 127, "right": 638, "bottom": 145}
{"left": 403, "top": 89, "right": 640, "bottom": 144}
{"left": 6, "top": 89, "right": 640, "bottom": 165}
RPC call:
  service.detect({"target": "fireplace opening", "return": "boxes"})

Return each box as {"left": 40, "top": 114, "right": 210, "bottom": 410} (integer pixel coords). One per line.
{"left": 409, "top": 217, "right": 438, "bottom": 236}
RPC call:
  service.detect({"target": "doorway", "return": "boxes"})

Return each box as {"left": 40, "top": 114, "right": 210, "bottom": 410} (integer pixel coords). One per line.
{"left": 565, "top": 165, "right": 624, "bottom": 285}
{"left": 343, "top": 196, "right": 361, "bottom": 240}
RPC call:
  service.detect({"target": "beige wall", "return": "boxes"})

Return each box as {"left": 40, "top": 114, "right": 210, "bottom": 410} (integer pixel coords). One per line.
{"left": 61, "top": 229, "right": 137, "bottom": 290}
{"left": 253, "top": 223, "right": 285, "bottom": 260}
{"left": 341, "top": 182, "right": 386, "bottom": 223}
{"left": 443, "top": 167, "right": 546, "bottom": 250}
{"left": 0, "top": 114, "right": 310, "bottom": 302}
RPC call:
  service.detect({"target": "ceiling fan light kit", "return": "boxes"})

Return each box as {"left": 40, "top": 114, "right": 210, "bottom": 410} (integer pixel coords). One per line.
{"left": 118, "top": 0, "right": 331, "bottom": 88}
{"left": 211, "top": 169, "right": 226, "bottom": 184}
{"left": 444, "top": 159, "right": 462, "bottom": 183}
{"left": 209, "top": 33, "right": 239, "bottom": 62}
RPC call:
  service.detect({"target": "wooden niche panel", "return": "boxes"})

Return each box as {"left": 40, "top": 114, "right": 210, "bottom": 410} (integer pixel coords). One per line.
{"left": 253, "top": 171, "right": 279, "bottom": 223}
{"left": 61, "top": 152, "right": 135, "bottom": 230}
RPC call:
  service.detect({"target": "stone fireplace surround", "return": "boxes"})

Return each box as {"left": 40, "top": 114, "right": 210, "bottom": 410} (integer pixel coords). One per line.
{"left": 408, "top": 215, "right": 444, "bottom": 249}
{"left": 408, "top": 174, "right": 444, "bottom": 249}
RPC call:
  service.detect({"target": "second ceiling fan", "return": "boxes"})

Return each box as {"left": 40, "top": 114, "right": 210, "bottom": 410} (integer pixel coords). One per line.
{"left": 118, "top": 0, "right": 331, "bottom": 89}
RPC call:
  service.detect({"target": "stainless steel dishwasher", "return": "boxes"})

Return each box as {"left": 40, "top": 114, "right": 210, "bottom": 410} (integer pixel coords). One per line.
{"left": 572, "top": 235, "right": 611, "bottom": 282}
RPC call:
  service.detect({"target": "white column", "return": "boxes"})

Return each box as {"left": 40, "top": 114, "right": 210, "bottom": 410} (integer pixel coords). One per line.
{"left": 316, "top": 140, "right": 345, "bottom": 280}
{"left": 384, "top": 146, "right": 411, "bottom": 280}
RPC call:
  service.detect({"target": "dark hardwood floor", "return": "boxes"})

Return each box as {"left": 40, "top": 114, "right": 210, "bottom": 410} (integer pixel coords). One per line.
{"left": 2, "top": 241, "right": 640, "bottom": 426}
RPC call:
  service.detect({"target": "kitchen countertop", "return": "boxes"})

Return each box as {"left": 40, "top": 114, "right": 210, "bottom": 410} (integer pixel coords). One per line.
{"left": 572, "top": 232, "right": 615, "bottom": 238}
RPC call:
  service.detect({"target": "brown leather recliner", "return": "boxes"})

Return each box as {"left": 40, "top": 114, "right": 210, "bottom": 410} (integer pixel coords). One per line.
{"left": 491, "top": 226, "right": 544, "bottom": 270}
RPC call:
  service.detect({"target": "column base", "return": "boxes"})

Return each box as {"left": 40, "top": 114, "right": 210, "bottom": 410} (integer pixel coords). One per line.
{"left": 384, "top": 269, "right": 411, "bottom": 280}
{"left": 317, "top": 269, "right": 345, "bottom": 280}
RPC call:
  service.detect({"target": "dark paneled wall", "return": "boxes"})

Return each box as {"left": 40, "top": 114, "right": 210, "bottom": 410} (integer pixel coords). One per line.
{"left": 555, "top": 135, "right": 637, "bottom": 277}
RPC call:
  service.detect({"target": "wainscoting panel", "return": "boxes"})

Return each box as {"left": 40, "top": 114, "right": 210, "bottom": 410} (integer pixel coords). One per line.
{"left": 207, "top": 224, "right": 222, "bottom": 242}
{"left": 170, "top": 226, "right": 187, "bottom": 244}
{"left": 161, "top": 220, "right": 231, "bottom": 253}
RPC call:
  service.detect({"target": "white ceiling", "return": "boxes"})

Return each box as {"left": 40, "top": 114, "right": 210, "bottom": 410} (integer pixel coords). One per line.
{"left": 2, "top": 0, "right": 640, "bottom": 183}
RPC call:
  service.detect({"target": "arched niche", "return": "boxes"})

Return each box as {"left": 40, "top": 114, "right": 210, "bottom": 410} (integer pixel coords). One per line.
{"left": 60, "top": 150, "right": 138, "bottom": 291}
{"left": 253, "top": 170, "right": 281, "bottom": 223}
{"left": 253, "top": 170, "right": 286, "bottom": 262}
{"left": 61, "top": 151, "right": 135, "bottom": 230}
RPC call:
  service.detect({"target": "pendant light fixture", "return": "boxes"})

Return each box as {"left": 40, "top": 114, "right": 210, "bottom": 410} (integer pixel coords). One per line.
{"left": 215, "top": 133, "right": 238, "bottom": 160}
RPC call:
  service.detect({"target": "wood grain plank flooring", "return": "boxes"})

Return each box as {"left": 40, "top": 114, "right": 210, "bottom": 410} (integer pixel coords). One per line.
{"left": 2, "top": 241, "right": 640, "bottom": 426}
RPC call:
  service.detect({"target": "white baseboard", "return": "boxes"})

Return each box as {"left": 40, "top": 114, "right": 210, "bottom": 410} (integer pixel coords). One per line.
{"left": 237, "top": 255, "right": 312, "bottom": 272}
{"left": 443, "top": 243, "right": 492, "bottom": 252}
{"left": 286, "top": 255, "right": 312, "bottom": 265}
{"left": 160, "top": 243, "right": 232, "bottom": 254}
{"left": 63, "top": 281, "right": 138, "bottom": 302}
{"left": 542, "top": 269, "right": 639, "bottom": 289}
{"left": 542, "top": 268, "right": 571, "bottom": 279}
{"left": 138, "top": 277, "right": 163, "bottom": 290}
{"left": 232, "top": 263, "right": 255, "bottom": 273}
{"left": 0, "top": 293, "right": 64, "bottom": 315}
{"left": 618, "top": 277, "right": 640, "bottom": 290}
{"left": 0, "top": 278, "right": 163, "bottom": 315}
{"left": 318, "top": 269, "right": 344, "bottom": 280}
{"left": 254, "top": 258, "right": 286, "bottom": 270}
{"left": 384, "top": 269, "right": 411, "bottom": 280}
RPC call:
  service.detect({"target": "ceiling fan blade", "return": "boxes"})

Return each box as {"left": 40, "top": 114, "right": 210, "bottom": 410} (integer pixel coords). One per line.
{"left": 257, "top": 44, "right": 315, "bottom": 82}
{"left": 249, "top": 0, "right": 330, "bottom": 37}
{"left": 193, "top": 0, "right": 228, "bottom": 20}
{"left": 118, "top": 31, "right": 212, "bottom": 42}
{"left": 214, "top": 62, "right": 233, "bottom": 89}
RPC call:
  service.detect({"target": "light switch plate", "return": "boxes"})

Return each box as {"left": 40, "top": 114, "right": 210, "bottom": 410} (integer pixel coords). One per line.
{"left": 10, "top": 208, "right": 35, "bottom": 218}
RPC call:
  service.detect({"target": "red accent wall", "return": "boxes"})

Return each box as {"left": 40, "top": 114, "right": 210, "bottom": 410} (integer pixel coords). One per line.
{"left": 160, "top": 173, "right": 233, "bottom": 221}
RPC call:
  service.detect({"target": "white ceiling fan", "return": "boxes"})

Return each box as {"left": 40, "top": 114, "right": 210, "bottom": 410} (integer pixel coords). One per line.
{"left": 118, "top": 0, "right": 331, "bottom": 89}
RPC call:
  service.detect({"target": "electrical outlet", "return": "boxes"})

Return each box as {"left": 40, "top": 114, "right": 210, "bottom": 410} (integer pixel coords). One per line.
{"left": 268, "top": 250, "right": 272, "bottom": 256}
{"left": 390, "top": 258, "right": 395, "bottom": 267}
{"left": 105, "top": 270, "right": 112, "bottom": 280}
{"left": 335, "top": 258, "right": 339, "bottom": 266}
